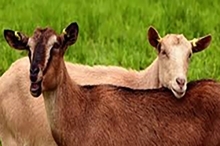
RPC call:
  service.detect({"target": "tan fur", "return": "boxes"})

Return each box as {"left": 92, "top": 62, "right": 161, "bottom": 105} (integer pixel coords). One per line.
{"left": 0, "top": 58, "right": 56, "bottom": 146}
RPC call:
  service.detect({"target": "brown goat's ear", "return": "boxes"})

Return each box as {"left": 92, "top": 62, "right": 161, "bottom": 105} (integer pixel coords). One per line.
{"left": 3, "top": 29, "right": 29, "bottom": 50}
{"left": 148, "top": 26, "right": 161, "bottom": 51}
{"left": 62, "top": 22, "right": 79, "bottom": 46}
{"left": 191, "top": 35, "right": 212, "bottom": 53}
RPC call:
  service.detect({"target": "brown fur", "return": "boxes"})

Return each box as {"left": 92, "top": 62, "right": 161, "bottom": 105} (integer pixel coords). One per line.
{"left": 44, "top": 59, "right": 220, "bottom": 145}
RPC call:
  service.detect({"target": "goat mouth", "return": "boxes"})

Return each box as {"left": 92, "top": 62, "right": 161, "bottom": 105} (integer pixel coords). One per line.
{"left": 171, "top": 88, "right": 185, "bottom": 99}
{"left": 30, "top": 80, "right": 42, "bottom": 97}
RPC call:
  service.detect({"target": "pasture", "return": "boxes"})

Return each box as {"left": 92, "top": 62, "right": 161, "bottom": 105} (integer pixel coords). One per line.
{"left": 0, "top": 0, "right": 220, "bottom": 145}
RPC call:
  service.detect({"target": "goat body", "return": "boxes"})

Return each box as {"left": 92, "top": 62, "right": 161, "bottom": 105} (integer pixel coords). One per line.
{"left": 46, "top": 64, "right": 220, "bottom": 146}
{"left": 0, "top": 56, "right": 158, "bottom": 146}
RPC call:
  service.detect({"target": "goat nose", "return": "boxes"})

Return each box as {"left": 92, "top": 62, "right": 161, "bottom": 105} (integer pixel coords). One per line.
{"left": 30, "top": 67, "right": 39, "bottom": 82}
{"left": 176, "top": 77, "right": 186, "bottom": 88}
{"left": 30, "top": 67, "right": 39, "bottom": 75}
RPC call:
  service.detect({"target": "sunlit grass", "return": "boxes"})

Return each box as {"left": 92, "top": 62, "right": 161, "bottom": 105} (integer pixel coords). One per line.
{"left": 1, "top": 0, "right": 220, "bottom": 81}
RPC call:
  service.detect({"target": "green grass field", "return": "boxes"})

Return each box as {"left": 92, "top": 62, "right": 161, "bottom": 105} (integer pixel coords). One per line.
{"left": 0, "top": 0, "right": 220, "bottom": 145}
{"left": 1, "top": 0, "right": 220, "bottom": 80}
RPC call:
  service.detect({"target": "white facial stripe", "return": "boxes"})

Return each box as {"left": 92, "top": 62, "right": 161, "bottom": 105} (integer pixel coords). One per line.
{"left": 27, "top": 38, "right": 35, "bottom": 60}
{"left": 44, "top": 35, "right": 57, "bottom": 70}
{"left": 172, "top": 47, "right": 188, "bottom": 74}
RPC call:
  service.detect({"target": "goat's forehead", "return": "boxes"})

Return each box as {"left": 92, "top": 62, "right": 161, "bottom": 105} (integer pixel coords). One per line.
{"left": 30, "top": 27, "right": 57, "bottom": 42}
{"left": 28, "top": 28, "right": 58, "bottom": 47}
{"left": 161, "top": 34, "right": 190, "bottom": 48}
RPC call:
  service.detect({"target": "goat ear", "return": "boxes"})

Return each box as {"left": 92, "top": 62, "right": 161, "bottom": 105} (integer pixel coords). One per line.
{"left": 191, "top": 35, "right": 212, "bottom": 53}
{"left": 3, "top": 29, "right": 29, "bottom": 50}
{"left": 62, "top": 22, "right": 79, "bottom": 46}
{"left": 148, "top": 26, "right": 161, "bottom": 50}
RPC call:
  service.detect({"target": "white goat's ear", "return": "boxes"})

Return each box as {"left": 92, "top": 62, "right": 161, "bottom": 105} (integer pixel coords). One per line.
{"left": 62, "top": 22, "right": 79, "bottom": 46}
{"left": 3, "top": 29, "right": 29, "bottom": 50}
{"left": 191, "top": 35, "right": 212, "bottom": 53}
{"left": 148, "top": 26, "right": 161, "bottom": 50}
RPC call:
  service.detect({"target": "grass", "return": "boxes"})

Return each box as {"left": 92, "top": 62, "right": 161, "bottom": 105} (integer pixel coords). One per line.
{"left": 0, "top": 0, "right": 220, "bottom": 144}
{"left": 1, "top": 0, "right": 220, "bottom": 80}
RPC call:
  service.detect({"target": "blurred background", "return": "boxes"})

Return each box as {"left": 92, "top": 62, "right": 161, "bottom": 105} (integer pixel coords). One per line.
{"left": 1, "top": 0, "right": 220, "bottom": 80}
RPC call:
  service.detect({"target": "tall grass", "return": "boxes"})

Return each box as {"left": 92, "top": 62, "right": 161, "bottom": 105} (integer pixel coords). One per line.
{"left": 1, "top": 0, "right": 220, "bottom": 80}
{"left": 0, "top": 0, "right": 220, "bottom": 144}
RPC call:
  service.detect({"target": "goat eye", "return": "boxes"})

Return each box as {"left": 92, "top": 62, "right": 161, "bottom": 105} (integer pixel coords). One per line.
{"left": 161, "top": 50, "right": 167, "bottom": 56}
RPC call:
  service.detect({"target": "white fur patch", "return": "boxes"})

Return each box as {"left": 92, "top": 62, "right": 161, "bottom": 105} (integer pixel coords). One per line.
{"left": 27, "top": 38, "right": 35, "bottom": 60}
{"left": 44, "top": 35, "right": 57, "bottom": 70}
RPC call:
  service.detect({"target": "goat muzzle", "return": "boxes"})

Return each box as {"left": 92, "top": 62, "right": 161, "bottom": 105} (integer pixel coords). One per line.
{"left": 30, "top": 80, "right": 42, "bottom": 97}
{"left": 30, "top": 66, "right": 40, "bottom": 82}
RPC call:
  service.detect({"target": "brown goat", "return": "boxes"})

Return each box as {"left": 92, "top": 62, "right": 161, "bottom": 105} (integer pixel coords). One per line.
{"left": 4, "top": 22, "right": 220, "bottom": 146}
{"left": 1, "top": 25, "right": 211, "bottom": 145}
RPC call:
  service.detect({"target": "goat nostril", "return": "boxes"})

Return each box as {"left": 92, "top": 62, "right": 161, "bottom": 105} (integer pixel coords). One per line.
{"left": 30, "top": 67, "right": 39, "bottom": 74}
{"left": 176, "top": 78, "right": 186, "bottom": 87}
{"left": 30, "top": 75, "right": 38, "bottom": 82}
